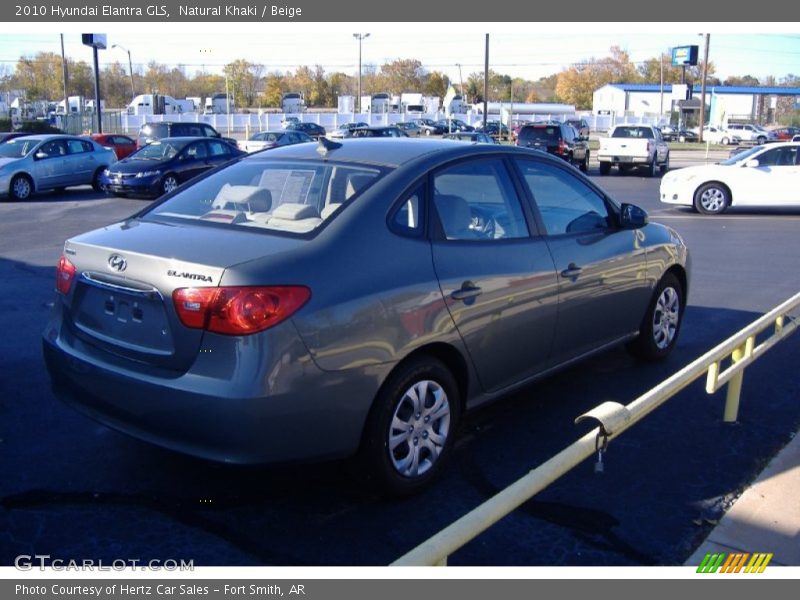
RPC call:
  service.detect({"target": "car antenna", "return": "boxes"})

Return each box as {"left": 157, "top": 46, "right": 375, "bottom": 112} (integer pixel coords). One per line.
{"left": 317, "top": 137, "right": 342, "bottom": 156}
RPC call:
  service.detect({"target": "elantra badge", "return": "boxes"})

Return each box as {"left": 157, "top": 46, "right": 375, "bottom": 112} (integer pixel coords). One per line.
{"left": 108, "top": 254, "right": 127, "bottom": 272}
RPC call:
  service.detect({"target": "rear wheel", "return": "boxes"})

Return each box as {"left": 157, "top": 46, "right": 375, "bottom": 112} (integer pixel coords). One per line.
{"left": 627, "top": 273, "right": 684, "bottom": 361}
{"left": 579, "top": 151, "right": 589, "bottom": 173}
{"left": 757, "top": 136, "right": 766, "bottom": 145}
{"left": 92, "top": 168, "right": 105, "bottom": 192}
{"left": 359, "top": 357, "right": 460, "bottom": 496}
{"left": 694, "top": 183, "right": 730, "bottom": 215}
{"left": 646, "top": 159, "right": 658, "bottom": 178}
{"left": 599, "top": 162, "right": 611, "bottom": 175}
{"left": 720, "top": 136, "right": 730, "bottom": 145}
{"left": 9, "top": 174, "right": 33, "bottom": 201}
{"left": 660, "top": 154, "right": 670, "bottom": 174}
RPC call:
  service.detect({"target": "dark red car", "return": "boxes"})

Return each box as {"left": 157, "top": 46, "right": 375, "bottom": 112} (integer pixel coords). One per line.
{"left": 87, "top": 133, "right": 137, "bottom": 160}
{"left": 772, "top": 127, "right": 800, "bottom": 141}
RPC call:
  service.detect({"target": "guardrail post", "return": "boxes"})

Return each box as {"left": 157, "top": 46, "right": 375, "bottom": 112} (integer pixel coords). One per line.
{"left": 723, "top": 336, "right": 755, "bottom": 422}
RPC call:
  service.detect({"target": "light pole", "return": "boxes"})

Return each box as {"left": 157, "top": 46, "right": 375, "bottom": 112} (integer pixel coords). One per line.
{"left": 353, "top": 33, "right": 369, "bottom": 114}
{"left": 112, "top": 43, "right": 135, "bottom": 99}
{"left": 455, "top": 63, "right": 464, "bottom": 99}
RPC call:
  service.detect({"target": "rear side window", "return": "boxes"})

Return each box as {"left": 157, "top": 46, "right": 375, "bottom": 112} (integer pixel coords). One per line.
{"left": 144, "top": 159, "right": 386, "bottom": 236}
{"left": 141, "top": 123, "right": 168, "bottom": 138}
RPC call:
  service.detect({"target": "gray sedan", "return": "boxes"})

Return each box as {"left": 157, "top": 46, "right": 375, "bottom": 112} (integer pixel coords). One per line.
{"left": 0, "top": 134, "right": 117, "bottom": 200}
{"left": 43, "top": 138, "right": 690, "bottom": 495}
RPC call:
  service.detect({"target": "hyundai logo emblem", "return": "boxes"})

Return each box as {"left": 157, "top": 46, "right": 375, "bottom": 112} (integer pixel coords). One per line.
{"left": 108, "top": 254, "right": 127, "bottom": 272}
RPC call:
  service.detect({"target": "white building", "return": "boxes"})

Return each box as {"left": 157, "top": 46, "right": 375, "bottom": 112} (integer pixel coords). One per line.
{"left": 592, "top": 83, "right": 800, "bottom": 124}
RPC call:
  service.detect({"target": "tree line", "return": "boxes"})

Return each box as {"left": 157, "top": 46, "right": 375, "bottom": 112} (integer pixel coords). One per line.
{"left": 2, "top": 46, "right": 797, "bottom": 111}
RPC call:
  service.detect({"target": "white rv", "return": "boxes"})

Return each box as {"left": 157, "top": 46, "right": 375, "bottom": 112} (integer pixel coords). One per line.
{"left": 401, "top": 93, "right": 425, "bottom": 114}
{"left": 281, "top": 92, "right": 305, "bottom": 113}
{"left": 205, "top": 93, "right": 234, "bottom": 114}
{"left": 127, "top": 94, "right": 179, "bottom": 115}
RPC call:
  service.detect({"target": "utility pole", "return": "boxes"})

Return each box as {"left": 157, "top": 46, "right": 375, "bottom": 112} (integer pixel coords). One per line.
{"left": 483, "top": 34, "right": 489, "bottom": 129}
{"left": 60, "top": 34, "right": 69, "bottom": 127}
{"left": 698, "top": 34, "right": 710, "bottom": 143}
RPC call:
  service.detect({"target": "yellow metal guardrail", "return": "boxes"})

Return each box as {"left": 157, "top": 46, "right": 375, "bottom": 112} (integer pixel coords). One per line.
{"left": 391, "top": 291, "right": 800, "bottom": 566}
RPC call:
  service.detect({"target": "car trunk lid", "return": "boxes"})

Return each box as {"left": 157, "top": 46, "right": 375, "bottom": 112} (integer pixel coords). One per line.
{"left": 60, "top": 218, "right": 304, "bottom": 372}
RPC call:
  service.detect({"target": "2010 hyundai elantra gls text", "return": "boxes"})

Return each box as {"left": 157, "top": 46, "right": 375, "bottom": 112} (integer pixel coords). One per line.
{"left": 43, "top": 138, "right": 690, "bottom": 494}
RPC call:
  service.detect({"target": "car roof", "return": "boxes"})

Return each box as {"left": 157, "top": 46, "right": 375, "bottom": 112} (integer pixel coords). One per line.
{"left": 238, "top": 137, "right": 565, "bottom": 168}
{"left": 7, "top": 134, "right": 84, "bottom": 142}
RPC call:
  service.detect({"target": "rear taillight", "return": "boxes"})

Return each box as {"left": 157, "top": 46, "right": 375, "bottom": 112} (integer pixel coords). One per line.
{"left": 558, "top": 139, "right": 567, "bottom": 155}
{"left": 55, "top": 255, "right": 76, "bottom": 295}
{"left": 173, "top": 286, "right": 311, "bottom": 336}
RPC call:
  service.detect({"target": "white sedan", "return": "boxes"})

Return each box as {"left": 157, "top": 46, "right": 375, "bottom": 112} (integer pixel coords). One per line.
{"left": 660, "top": 142, "right": 800, "bottom": 214}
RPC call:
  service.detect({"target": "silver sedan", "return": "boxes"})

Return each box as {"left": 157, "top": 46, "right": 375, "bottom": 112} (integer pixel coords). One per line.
{"left": 44, "top": 138, "right": 690, "bottom": 495}
{"left": 0, "top": 134, "right": 117, "bottom": 200}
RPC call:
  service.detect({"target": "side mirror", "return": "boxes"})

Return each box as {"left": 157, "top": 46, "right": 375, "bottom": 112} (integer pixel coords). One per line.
{"left": 745, "top": 159, "right": 760, "bottom": 168}
{"left": 620, "top": 203, "right": 649, "bottom": 229}
{"left": 34, "top": 151, "right": 48, "bottom": 160}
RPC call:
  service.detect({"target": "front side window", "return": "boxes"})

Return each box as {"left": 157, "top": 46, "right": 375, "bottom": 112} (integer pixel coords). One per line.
{"left": 432, "top": 159, "right": 529, "bottom": 241}
{"left": 515, "top": 159, "right": 612, "bottom": 236}
{"left": 144, "top": 159, "right": 386, "bottom": 236}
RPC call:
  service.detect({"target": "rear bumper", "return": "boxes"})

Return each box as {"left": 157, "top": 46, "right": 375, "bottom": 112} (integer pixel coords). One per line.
{"left": 42, "top": 315, "right": 379, "bottom": 464}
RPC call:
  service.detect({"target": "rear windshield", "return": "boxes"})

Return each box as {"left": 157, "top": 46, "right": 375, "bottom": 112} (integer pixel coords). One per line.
{"left": 143, "top": 158, "right": 386, "bottom": 236}
{"left": 519, "top": 126, "right": 559, "bottom": 141}
{"left": 139, "top": 123, "right": 169, "bottom": 140}
{"left": 612, "top": 127, "right": 655, "bottom": 139}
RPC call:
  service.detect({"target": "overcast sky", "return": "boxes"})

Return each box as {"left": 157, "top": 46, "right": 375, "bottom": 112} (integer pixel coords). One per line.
{"left": 1, "top": 24, "right": 798, "bottom": 84}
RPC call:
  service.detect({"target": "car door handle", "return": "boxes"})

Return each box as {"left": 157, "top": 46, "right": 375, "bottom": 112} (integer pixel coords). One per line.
{"left": 451, "top": 285, "right": 482, "bottom": 301}
{"left": 560, "top": 264, "right": 583, "bottom": 279}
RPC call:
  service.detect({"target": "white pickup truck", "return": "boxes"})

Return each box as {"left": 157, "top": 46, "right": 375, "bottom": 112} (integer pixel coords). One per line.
{"left": 598, "top": 125, "right": 670, "bottom": 177}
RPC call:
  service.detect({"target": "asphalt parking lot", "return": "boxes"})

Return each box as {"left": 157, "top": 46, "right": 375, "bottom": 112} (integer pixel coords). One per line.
{"left": 1, "top": 163, "right": 799, "bottom": 567}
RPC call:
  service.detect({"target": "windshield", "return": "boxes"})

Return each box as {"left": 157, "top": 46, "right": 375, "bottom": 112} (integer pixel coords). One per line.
{"left": 144, "top": 158, "right": 386, "bottom": 236}
{"left": 132, "top": 141, "right": 187, "bottom": 160}
{"left": 0, "top": 138, "right": 38, "bottom": 159}
{"left": 720, "top": 146, "right": 763, "bottom": 165}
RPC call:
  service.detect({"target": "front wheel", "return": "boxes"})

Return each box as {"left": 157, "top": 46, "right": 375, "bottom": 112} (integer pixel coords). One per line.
{"left": 720, "top": 136, "right": 730, "bottom": 145}
{"left": 359, "top": 357, "right": 460, "bottom": 496}
{"left": 160, "top": 174, "right": 179, "bottom": 196}
{"left": 694, "top": 182, "right": 730, "bottom": 215}
{"left": 627, "top": 273, "right": 684, "bottom": 361}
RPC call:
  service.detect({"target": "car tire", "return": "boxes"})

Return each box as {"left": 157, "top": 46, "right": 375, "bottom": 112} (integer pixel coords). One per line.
{"left": 580, "top": 151, "right": 589, "bottom": 173}
{"left": 627, "top": 272, "right": 684, "bottom": 361}
{"left": 160, "top": 174, "right": 179, "bottom": 195}
{"left": 92, "top": 168, "right": 105, "bottom": 192}
{"left": 646, "top": 159, "right": 658, "bottom": 178}
{"left": 9, "top": 174, "right": 33, "bottom": 201}
{"left": 720, "top": 136, "right": 730, "bottom": 145}
{"left": 757, "top": 136, "right": 766, "bottom": 145}
{"left": 599, "top": 162, "right": 611, "bottom": 175}
{"left": 660, "top": 154, "right": 670, "bottom": 174}
{"left": 359, "top": 356, "right": 460, "bottom": 496}
{"left": 693, "top": 182, "right": 730, "bottom": 215}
